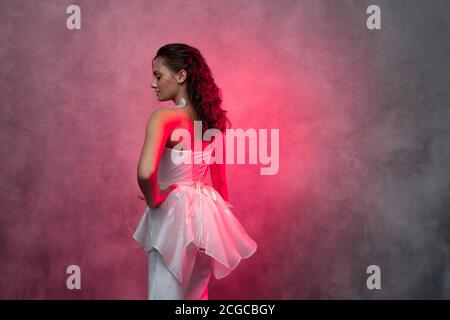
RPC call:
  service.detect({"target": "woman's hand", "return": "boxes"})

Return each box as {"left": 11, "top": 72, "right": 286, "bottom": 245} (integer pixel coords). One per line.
{"left": 138, "top": 184, "right": 178, "bottom": 209}
{"left": 151, "top": 184, "right": 178, "bottom": 209}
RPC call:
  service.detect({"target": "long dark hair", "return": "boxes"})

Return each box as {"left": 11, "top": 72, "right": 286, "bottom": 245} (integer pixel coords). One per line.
{"left": 153, "top": 43, "right": 231, "bottom": 134}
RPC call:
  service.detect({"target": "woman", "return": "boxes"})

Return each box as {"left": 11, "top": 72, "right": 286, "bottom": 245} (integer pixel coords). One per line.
{"left": 133, "top": 43, "right": 257, "bottom": 300}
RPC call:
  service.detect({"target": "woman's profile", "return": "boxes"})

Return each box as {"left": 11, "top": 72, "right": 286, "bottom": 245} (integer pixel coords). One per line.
{"left": 133, "top": 43, "right": 257, "bottom": 300}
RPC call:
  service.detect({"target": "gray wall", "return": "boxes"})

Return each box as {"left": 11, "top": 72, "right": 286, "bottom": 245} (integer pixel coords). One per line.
{"left": 0, "top": 0, "right": 449, "bottom": 299}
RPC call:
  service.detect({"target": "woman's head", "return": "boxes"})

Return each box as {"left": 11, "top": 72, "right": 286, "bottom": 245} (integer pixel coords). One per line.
{"left": 151, "top": 43, "right": 231, "bottom": 133}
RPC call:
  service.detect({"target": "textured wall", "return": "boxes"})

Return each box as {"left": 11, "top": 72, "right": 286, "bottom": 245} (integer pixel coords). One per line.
{"left": 0, "top": 0, "right": 449, "bottom": 299}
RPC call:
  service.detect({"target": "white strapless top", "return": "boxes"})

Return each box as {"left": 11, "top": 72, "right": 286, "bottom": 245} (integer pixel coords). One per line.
{"left": 157, "top": 146, "right": 213, "bottom": 188}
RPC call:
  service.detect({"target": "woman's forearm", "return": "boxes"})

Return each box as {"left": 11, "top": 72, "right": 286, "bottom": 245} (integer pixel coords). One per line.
{"left": 137, "top": 172, "right": 159, "bottom": 207}
{"left": 212, "top": 181, "right": 228, "bottom": 202}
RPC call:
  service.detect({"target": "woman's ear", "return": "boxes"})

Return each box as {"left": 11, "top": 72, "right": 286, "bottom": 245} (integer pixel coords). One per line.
{"left": 177, "top": 69, "right": 187, "bottom": 84}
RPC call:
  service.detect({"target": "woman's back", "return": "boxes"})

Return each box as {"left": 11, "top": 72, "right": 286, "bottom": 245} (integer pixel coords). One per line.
{"left": 161, "top": 107, "right": 227, "bottom": 198}
{"left": 163, "top": 107, "right": 211, "bottom": 151}
{"left": 157, "top": 143, "right": 213, "bottom": 189}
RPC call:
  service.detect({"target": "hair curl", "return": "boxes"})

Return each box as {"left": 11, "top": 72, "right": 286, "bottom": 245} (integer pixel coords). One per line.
{"left": 153, "top": 43, "right": 231, "bottom": 134}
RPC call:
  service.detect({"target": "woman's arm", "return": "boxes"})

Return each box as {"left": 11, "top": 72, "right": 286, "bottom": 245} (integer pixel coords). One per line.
{"left": 137, "top": 109, "right": 176, "bottom": 208}
{"left": 209, "top": 134, "right": 229, "bottom": 202}
{"left": 210, "top": 162, "right": 228, "bottom": 202}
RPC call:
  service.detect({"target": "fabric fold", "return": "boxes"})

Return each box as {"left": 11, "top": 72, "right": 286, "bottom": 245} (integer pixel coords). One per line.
{"left": 133, "top": 181, "right": 257, "bottom": 283}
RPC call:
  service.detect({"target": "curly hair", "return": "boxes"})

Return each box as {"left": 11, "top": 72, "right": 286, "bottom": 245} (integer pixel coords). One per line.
{"left": 153, "top": 43, "right": 231, "bottom": 134}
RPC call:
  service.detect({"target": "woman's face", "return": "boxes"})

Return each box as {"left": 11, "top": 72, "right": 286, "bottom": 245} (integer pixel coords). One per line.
{"left": 151, "top": 57, "right": 179, "bottom": 101}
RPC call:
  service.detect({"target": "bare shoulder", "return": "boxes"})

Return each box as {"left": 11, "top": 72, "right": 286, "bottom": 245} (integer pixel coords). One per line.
{"left": 149, "top": 107, "right": 172, "bottom": 119}
{"left": 147, "top": 107, "right": 175, "bottom": 127}
{"left": 153, "top": 107, "right": 190, "bottom": 125}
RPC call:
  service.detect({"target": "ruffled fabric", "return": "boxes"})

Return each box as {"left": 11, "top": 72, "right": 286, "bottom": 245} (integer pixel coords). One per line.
{"left": 133, "top": 147, "right": 257, "bottom": 284}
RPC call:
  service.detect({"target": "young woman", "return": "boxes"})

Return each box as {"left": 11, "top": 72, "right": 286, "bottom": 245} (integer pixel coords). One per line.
{"left": 133, "top": 43, "right": 257, "bottom": 300}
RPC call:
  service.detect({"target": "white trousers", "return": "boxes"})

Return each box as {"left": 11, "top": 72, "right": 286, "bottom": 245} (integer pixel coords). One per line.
{"left": 147, "top": 244, "right": 212, "bottom": 300}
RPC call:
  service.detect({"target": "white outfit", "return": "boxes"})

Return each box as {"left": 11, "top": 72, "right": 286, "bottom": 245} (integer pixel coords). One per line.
{"left": 133, "top": 146, "right": 258, "bottom": 300}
